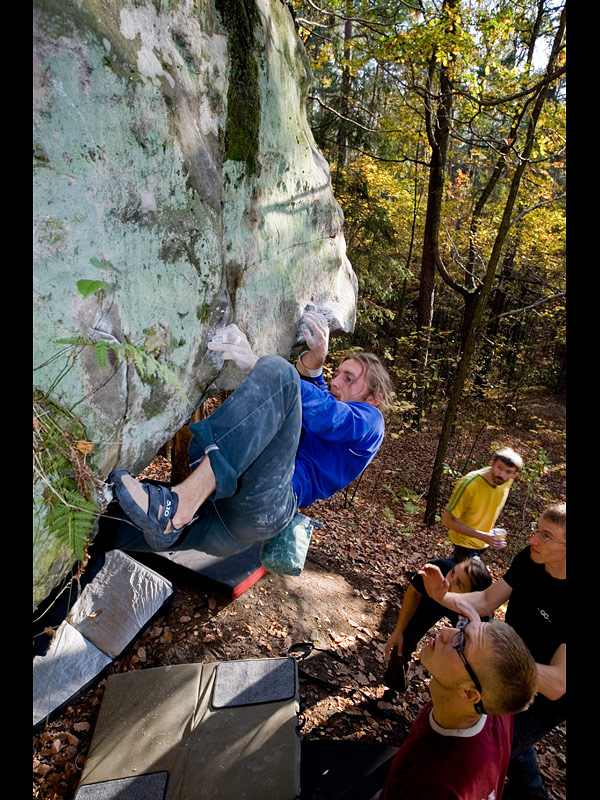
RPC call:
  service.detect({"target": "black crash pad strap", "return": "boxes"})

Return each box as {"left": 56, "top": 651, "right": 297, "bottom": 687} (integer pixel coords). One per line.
{"left": 287, "top": 642, "right": 372, "bottom": 702}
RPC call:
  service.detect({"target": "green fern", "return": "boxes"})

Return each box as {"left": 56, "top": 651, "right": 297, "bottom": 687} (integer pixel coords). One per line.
{"left": 34, "top": 389, "right": 102, "bottom": 565}
{"left": 57, "top": 337, "right": 191, "bottom": 405}
{"left": 48, "top": 490, "right": 98, "bottom": 562}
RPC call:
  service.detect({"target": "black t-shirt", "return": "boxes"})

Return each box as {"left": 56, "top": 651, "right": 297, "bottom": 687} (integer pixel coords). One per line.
{"left": 503, "top": 546, "right": 566, "bottom": 665}
{"left": 503, "top": 546, "right": 566, "bottom": 715}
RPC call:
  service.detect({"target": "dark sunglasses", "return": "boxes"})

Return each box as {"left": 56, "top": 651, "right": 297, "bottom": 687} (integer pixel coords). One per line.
{"left": 452, "top": 616, "right": 485, "bottom": 715}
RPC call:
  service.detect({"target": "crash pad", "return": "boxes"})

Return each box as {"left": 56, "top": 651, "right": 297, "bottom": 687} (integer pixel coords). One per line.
{"left": 97, "top": 495, "right": 268, "bottom": 598}
{"left": 33, "top": 550, "right": 173, "bottom": 728}
{"left": 153, "top": 542, "right": 267, "bottom": 599}
{"left": 74, "top": 657, "right": 301, "bottom": 800}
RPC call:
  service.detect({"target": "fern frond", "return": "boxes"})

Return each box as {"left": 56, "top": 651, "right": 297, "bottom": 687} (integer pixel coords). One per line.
{"left": 95, "top": 340, "right": 109, "bottom": 369}
{"left": 48, "top": 490, "right": 98, "bottom": 562}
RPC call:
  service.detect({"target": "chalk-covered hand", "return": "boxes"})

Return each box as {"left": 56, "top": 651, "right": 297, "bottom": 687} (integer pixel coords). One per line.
{"left": 301, "top": 311, "right": 330, "bottom": 368}
{"left": 207, "top": 324, "right": 258, "bottom": 374}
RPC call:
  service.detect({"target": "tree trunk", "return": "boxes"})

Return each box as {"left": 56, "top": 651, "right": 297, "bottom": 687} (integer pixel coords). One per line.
{"left": 170, "top": 406, "right": 206, "bottom": 484}
{"left": 472, "top": 247, "right": 515, "bottom": 393}
{"left": 423, "top": 4, "right": 566, "bottom": 525}
{"left": 413, "top": 3, "right": 456, "bottom": 419}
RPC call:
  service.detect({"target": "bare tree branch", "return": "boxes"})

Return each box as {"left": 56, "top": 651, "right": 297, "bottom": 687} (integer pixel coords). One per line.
{"left": 485, "top": 292, "right": 565, "bottom": 328}
{"left": 308, "top": 94, "right": 405, "bottom": 134}
{"left": 509, "top": 194, "right": 566, "bottom": 228}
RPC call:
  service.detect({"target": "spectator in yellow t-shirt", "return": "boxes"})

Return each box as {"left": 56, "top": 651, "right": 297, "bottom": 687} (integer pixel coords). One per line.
{"left": 442, "top": 447, "right": 523, "bottom": 561}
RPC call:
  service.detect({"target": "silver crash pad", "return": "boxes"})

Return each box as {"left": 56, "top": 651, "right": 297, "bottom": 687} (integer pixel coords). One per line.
{"left": 33, "top": 550, "right": 173, "bottom": 727}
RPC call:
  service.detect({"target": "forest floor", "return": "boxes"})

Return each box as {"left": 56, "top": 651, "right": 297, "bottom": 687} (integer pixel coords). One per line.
{"left": 33, "top": 387, "right": 566, "bottom": 799}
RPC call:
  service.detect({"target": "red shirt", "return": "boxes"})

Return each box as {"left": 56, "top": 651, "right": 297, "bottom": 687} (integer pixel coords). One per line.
{"left": 380, "top": 701, "right": 513, "bottom": 800}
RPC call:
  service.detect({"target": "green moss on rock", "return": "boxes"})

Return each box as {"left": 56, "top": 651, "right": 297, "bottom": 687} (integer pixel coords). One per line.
{"left": 215, "top": 0, "right": 261, "bottom": 175}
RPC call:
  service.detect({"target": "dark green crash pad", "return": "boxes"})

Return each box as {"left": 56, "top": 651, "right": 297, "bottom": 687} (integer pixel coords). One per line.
{"left": 75, "top": 658, "right": 300, "bottom": 800}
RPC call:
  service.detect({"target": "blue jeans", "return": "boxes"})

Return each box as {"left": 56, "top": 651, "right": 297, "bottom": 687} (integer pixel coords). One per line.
{"left": 114, "top": 355, "right": 302, "bottom": 557}
{"left": 507, "top": 697, "right": 566, "bottom": 796}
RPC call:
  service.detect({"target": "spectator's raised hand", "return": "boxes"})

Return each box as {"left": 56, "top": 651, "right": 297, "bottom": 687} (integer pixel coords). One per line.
{"left": 208, "top": 324, "right": 258, "bottom": 373}
{"left": 301, "top": 311, "right": 330, "bottom": 368}
{"left": 418, "top": 563, "right": 451, "bottom": 604}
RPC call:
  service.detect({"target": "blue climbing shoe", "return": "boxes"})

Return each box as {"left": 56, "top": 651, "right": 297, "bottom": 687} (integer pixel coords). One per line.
{"left": 108, "top": 469, "right": 183, "bottom": 538}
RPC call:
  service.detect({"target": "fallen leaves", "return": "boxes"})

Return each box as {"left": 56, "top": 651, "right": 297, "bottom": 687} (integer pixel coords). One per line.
{"left": 75, "top": 441, "right": 94, "bottom": 454}
{"left": 33, "top": 392, "right": 566, "bottom": 800}
{"left": 72, "top": 722, "right": 90, "bottom": 733}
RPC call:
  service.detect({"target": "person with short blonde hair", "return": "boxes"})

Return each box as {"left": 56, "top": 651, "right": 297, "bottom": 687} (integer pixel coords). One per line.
{"left": 378, "top": 556, "right": 492, "bottom": 716}
{"left": 379, "top": 599, "right": 537, "bottom": 800}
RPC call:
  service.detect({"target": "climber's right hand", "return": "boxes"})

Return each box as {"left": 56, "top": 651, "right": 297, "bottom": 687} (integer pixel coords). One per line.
{"left": 301, "top": 311, "right": 329, "bottom": 368}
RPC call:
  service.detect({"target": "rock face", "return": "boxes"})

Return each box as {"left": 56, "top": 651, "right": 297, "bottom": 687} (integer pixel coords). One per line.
{"left": 33, "top": 0, "right": 357, "bottom": 609}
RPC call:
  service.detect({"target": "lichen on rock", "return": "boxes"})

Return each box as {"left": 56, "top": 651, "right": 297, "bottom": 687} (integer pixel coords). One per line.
{"left": 33, "top": 0, "right": 357, "bottom": 608}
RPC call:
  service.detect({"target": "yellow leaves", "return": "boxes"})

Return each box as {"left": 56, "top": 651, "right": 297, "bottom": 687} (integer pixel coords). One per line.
{"left": 445, "top": 168, "right": 471, "bottom": 200}
{"left": 310, "top": 41, "right": 336, "bottom": 72}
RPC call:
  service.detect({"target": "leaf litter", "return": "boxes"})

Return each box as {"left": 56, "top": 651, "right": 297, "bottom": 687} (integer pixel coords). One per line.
{"left": 33, "top": 389, "right": 566, "bottom": 799}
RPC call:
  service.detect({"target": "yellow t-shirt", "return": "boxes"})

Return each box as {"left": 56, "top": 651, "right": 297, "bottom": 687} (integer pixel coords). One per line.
{"left": 445, "top": 469, "right": 513, "bottom": 550}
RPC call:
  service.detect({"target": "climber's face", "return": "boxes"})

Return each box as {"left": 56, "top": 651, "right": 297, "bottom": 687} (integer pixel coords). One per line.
{"left": 330, "top": 359, "right": 377, "bottom": 406}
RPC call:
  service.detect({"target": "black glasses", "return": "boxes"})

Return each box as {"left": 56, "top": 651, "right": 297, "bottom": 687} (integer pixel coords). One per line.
{"left": 452, "top": 616, "right": 485, "bottom": 714}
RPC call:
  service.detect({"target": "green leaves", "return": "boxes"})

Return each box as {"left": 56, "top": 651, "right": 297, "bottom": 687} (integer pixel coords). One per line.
{"left": 76, "top": 256, "right": 115, "bottom": 298}
{"left": 34, "top": 389, "right": 100, "bottom": 566}
{"left": 69, "top": 337, "right": 192, "bottom": 406}
{"left": 76, "top": 279, "right": 106, "bottom": 299}
{"left": 94, "top": 339, "right": 109, "bottom": 370}
{"left": 48, "top": 490, "right": 98, "bottom": 562}
{"left": 89, "top": 256, "right": 114, "bottom": 270}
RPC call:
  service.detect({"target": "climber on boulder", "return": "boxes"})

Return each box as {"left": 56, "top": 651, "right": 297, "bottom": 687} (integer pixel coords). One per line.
{"left": 109, "top": 311, "right": 394, "bottom": 557}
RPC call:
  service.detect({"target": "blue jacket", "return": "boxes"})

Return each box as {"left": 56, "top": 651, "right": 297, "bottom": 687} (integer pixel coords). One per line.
{"left": 292, "top": 372, "right": 385, "bottom": 509}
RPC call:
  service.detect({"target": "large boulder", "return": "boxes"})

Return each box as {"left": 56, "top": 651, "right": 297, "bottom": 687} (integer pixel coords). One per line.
{"left": 33, "top": 0, "right": 357, "bottom": 609}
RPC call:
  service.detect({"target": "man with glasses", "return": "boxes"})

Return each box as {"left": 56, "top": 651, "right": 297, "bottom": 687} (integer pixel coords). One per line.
{"left": 376, "top": 556, "right": 492, "bottom": 717}
{"left": 378, "top": 598, "right": 537, "bottom": 800}
{"left": 420, "top": 503, "right": 566, "bottom": 800}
